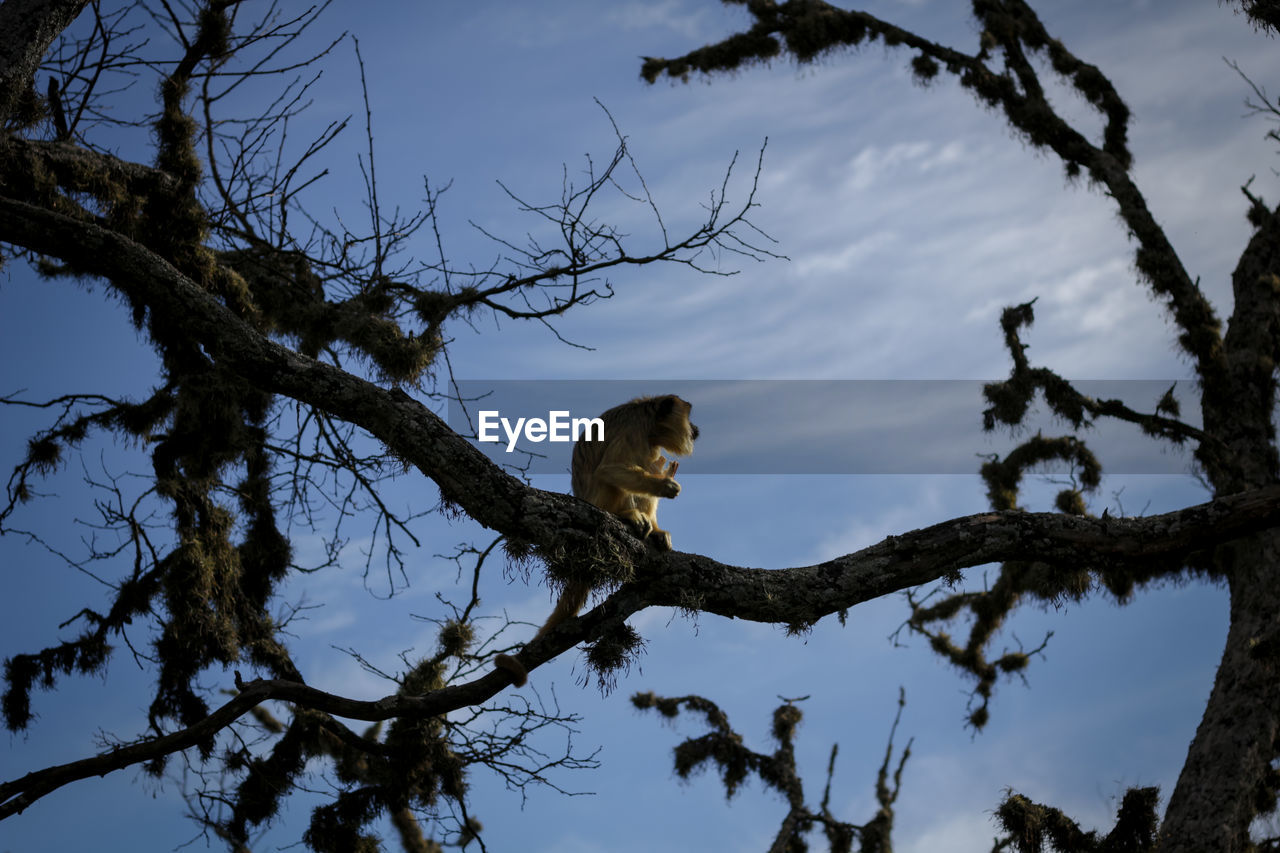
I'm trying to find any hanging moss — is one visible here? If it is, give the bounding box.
[910,54,940,83]
[584,622,645,690]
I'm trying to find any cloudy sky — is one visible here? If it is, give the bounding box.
[2,1,1277,850]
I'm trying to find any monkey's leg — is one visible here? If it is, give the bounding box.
[617,507,653,539]
[646,527,673,550]
[627,494,672,550]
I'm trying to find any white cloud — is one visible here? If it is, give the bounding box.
[609,0,712,40]
[794,228,898,277]
[811,481,947,562]
[902,812,1005,853]
[845,141,935,192]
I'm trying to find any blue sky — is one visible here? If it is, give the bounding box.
[1,1,1277,850]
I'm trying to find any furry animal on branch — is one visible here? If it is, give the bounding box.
[494,395,698,686]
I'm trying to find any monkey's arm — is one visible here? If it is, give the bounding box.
[593,463,680,498]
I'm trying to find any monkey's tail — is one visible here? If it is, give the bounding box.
[493,654,528,687]
[492,581,592,688]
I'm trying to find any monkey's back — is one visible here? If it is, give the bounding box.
[570,397,664,501]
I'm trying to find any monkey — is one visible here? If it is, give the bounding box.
[572,394,698,550]
[494,395,698,686]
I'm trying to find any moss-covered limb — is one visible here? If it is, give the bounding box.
[205,615,508,851]
[642,0,1223,386]
[1159,527,1280,852]
[931,294,1213,731]
[905,429,1178,731]
[631,692,808,826]
[984,302,1211,451]
[641,0,973,85]
[0,194,650,570]
[218,703,457,852]
[5,5,367,740]
[521,483,1280,694]
[142,1,254,320]
[969,1,1223,389]
[0,665,504,821]
[0,392,176,735]
[218,244,442,385]
[640,485,1280,626]
[2,3,313,742]
[994,786,1158,853]
[0,387,174,525]
[901,509,1192,730]
[865,689,911,853]
[3,618,557,833]
[634,690,906,853]
[1223,0,1280,34]
[0,137,180,210]
[1200,191,1280,493]
[904,565,1054,731]
[967,0,1130,166]
[1,562,167,732]
[979,434,1102,515]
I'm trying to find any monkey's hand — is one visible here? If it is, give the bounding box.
[655,476,680,499]
[645,456,681,498]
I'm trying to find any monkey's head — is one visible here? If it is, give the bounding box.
[650,395,698,457]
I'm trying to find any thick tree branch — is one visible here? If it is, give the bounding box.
[632,484,1280,622]
[1204,193,1280,490]
[0,195,636,555]
[1160,528,1280,850]
[0,0,90,126]
[0,136,181,198]
[4,481,1279,820]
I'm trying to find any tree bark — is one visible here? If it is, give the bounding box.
[1161,157,1280,852]
[0,0,89,124]
[1160,530,1280,851]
